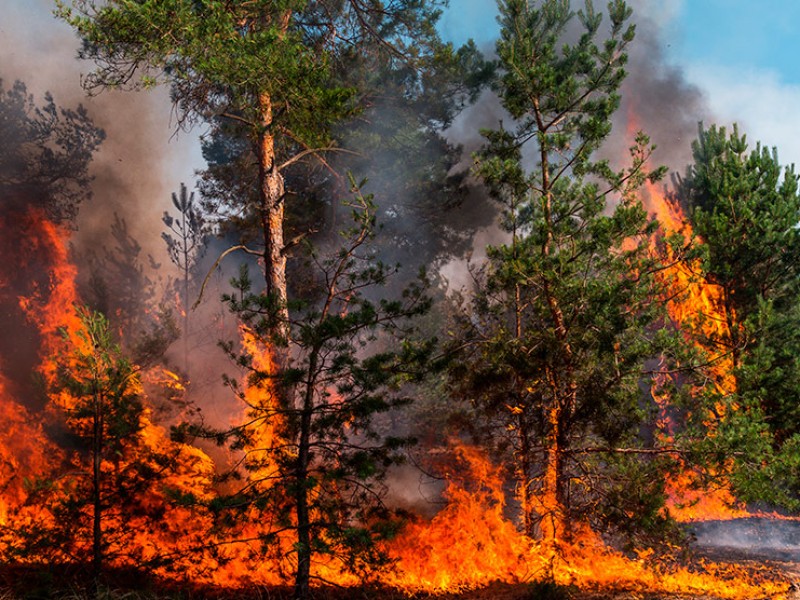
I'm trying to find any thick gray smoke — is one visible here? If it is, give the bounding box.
[693,518,800,561]
[1,1,200,267]
[614,1,712,178]
[439,0,714,292]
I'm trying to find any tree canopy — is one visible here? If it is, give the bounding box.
[679,124,800,509]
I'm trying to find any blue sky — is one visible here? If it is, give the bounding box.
[666,1,800,169]
[673,1,800,85]
[441,0,800,83]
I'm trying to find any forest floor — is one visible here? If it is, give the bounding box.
[0,576,794,600]
[0,546,797,600]
[0,581,793,600]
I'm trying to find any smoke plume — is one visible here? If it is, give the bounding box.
[1,1,201,270]
[0,1,210,405]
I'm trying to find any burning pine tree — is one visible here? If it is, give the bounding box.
[452,0,685,574]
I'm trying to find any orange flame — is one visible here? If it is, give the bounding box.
[0,207,220,576]
[386,444,534,591]
[384,442,791,598]
[637,182,746,522]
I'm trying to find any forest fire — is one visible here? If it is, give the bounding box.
[0,206,220,580]
[2,201,793,599]
[637,181,748,524]
[4,1,800,598]
[384,443,792,598]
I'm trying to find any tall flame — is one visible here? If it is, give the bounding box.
[0,206,221,576]
[637,181,747,522]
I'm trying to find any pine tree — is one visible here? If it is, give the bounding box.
[679,124,800,508]
[7,308,209,585]
[55,0,463,349]
[454,0,680,572]
[13,309,156,583]
[206,182,433,600]
[162,182,208,374]
[0,79,104,223]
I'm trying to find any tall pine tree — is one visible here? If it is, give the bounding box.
[204,183,433,599]
[679,124,800,508]
[56,0,469,349]
[453,0,682,573]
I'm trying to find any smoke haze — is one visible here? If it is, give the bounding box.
[1,0,202,265]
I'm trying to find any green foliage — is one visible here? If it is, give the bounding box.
[55,0,462,178]
[679,123,800,509]
[454,0,683,542]
[191,6,492,290]
[56,0,347,137]
[56,310,144,445]
[201,182,434,592]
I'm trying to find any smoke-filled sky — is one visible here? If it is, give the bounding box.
[1,0,202,265]
[3,0,800,237]
[440,0,800,171]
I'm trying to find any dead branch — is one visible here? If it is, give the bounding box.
[192,244,263,310]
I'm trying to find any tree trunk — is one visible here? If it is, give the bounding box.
[294,455,311,600]
[182,247,190,376]
[516,414,535,537]
[538,284,574,578]
[257,91,289,346]
[293,352,317,600]
[92,391,103,584]
[536,116,573,576]
[539,384,567,578]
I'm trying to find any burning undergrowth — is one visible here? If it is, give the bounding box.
[0,197,794,600]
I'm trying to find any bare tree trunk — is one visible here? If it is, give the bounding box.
[182,222,190,376]
[257,92,289,347]
[92,391,103,584]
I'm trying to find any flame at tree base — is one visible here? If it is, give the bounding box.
[382,444,794,600]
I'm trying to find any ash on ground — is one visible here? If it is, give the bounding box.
[691,517,800,562]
